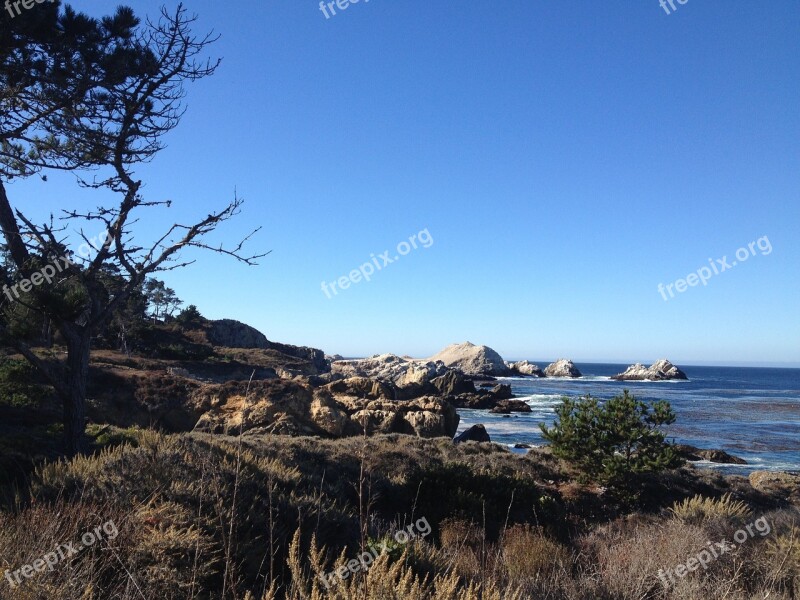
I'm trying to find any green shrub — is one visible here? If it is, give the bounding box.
[540,390,681,489]
[0,358,48,408]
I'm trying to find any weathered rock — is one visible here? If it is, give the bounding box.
[446,392,497,410]
[348,397,459,438]
[674,444,747,464]
[454,424,491,444]
[507,360,545,377]
[514,443,533,449]
[611,359,687,381]
[324,377,394,400]
[404,410,451,438]
[490,399,532,414]
[192,380,319,436]
[491,384,513,400]
[544,359,582,378]
[310,390,350,437]
[351,409,403,435]
[429,342,510,376]
[700,449,747,465]
[431,370,477,396]
[749,471,800,504]
[331,354,448,398]
[194,379,458,439]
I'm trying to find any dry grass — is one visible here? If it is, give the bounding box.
[0,430,797,599]
[670,493,752,524]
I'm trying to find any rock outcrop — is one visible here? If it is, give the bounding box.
[431,370,477,396]
[674,444,747,464]
[429,342,510,376]
[507,361,545,377]
[490,400,532,414]
[337,397,460,438]
[208,319,269,349]
[454,424,491,444]
[611,359,687,381]
[323,377,394,400]
[331,354,449,398]
[193,379,459,439]
[207,319,329,374]
[544,359,582,378]
[490,384,513,400]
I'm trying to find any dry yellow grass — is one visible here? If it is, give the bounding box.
[0,430,797,599]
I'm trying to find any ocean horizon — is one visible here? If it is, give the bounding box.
[456,363,800,474]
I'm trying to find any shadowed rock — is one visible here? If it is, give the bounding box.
[674,444,747,464]
[454,424,491,444]
[490,399,532,414]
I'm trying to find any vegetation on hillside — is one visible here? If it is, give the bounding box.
[0,431,796,599]
[540,391,681,492]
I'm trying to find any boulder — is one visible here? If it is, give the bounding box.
[429,342,510,376]
[491,383,513,400]
[454,424,491,444]
[351,409,403,436]
[192,379,320,436]
[507,361,545,377]
[446,392,498,410]
[611,359,687,381]
[674,444,747,464]
[310,391,351,437]
[544,359,582,378]
[490,400,532,414]
[405,397,460,438]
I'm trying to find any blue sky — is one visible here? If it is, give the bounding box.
[7,0,800,365]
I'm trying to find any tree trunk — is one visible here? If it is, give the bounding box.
[42,315,53,348]
[63,329,91,455]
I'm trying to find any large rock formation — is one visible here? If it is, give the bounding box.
[334,396,460,438]
[506,360,545,377]
[331,354,450,399]
[611,359,687,381]
[544,359,582,378]
[192,379,459,439]
[429,342,510,376]
[208,319,269,349]
[207,319,329,374]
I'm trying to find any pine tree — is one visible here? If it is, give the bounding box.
[540,390,681,489]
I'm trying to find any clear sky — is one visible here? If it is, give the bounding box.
[7,0,800,366]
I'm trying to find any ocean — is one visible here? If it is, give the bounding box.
[455,364,800,474]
